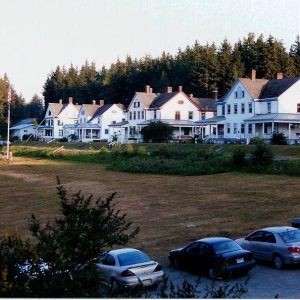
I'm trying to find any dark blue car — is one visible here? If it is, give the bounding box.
[169,237,256,279]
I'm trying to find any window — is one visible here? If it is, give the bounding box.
[222,105,225,116]
[241,123,245,134]
[234,104,238,114]
[241,103,245,114]
[263,232,276,243]
[134,102,140,108]
[24,129,27,133]
[74,120,78,124]
[59,129,63,137]
[188,111,193,120]
[248,103,253,114]
[129,112,132,120]
[129,126,136,135]
[234,123,238,134]
[50,119,53,126]
[105,129,109,134]
[81,110,85,115]
[97,118,101,124]
[102,254,115,266]
[154,110,157,119]
[48,110,51,116]
[57,120,63,126]
[133,111,136,120]
[137,111,140,119]
[235,87,245,98]
[227,104,231,114]
[267,102,271,113]
[227,123,231,134]
[297,104,300,113]
[175,111,180,120]
[141,111,144,119]
[201,112,206,119]
[248,123,252,134]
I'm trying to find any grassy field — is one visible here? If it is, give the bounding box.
[1,157,300,266]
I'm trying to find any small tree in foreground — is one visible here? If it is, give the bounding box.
[141,121,174,142]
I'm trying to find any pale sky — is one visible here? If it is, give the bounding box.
[0,0,299,101]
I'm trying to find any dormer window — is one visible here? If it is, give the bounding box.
[134,102,140,108]
[235,87,245,99]
[81,110,85,115]
[48,111,51,116]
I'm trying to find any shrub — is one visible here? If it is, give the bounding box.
[231,146,247,168]
[251,143,274,167]
[271,132,287,145]
[58,137,68,142]
[250,136,264,145]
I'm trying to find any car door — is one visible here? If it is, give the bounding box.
[184,242,202,270]
[244,230,265,259]
[257,231,276,261]
[97,254,116,280]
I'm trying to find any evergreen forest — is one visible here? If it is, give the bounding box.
[1,33,300,138]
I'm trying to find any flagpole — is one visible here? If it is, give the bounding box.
[6,86,11,163]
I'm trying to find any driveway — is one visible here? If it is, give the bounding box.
[164,263,300,298]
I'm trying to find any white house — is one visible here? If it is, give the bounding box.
[76,101,126,142]
[10,118,38,141]
[195,70,300,143]
[112,85,216,142]
[38,97,80,141]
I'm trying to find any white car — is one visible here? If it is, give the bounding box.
[95,248,164,289]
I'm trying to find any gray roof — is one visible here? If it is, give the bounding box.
[12,118,37,126]
[89,104,113,122]
[244,113,300,123]
[190,97,217,111]
[138,119,196,126]
[10,124,37,130]
[76,124,101,129]
[150,92,178,108]
[259,78,300,98]
[194,116,226,125]
[109,120,129,126]
[135,92,158,108]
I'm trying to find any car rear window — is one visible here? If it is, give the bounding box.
[213,241,242,254]
[279,229,300,243]
[117,251,151,266]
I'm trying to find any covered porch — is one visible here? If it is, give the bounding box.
[194,116,226,140]
[244,113,300,144]
[76,124,101,142]
[36,126,54,141]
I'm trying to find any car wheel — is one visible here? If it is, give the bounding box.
[208,267,217,280]
[273,255,284,269]
[110,278,120,290]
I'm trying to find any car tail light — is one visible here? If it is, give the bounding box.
[121,269,135,277]
[154,264,162,272]
[288,246,300,253]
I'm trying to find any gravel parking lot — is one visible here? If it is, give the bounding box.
[164,262,300,298]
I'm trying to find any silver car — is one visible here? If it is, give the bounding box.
[95,248,164,289]
[236,226,300,269]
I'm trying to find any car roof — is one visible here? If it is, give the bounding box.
[196,237,233,244]
[107,248,141,255]
[258,226,297,233]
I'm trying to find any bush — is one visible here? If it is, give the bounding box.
[231,146,247,168]
[58,137,68,142]
[251,143,274,167]
[271,132,287,145]
[250,136,264,145]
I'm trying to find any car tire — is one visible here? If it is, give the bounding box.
[110,278,120,290]
[273,255,284,270]
[208,267,217,280]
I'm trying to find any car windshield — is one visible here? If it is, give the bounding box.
[213,241,242,254]
[117,251,151,266]
[279,229,300,243]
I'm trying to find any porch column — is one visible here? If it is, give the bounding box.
[179,126,181,139]
[262,123,265,137]
[288,123,291,139]
[253,123,256,136]
[271,122,274,134]
[216,125,218,138]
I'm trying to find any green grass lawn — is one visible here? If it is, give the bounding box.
[1,157,300,265]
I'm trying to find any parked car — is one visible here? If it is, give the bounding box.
[169,237,256,279]
[236,226,300,269]
[94,248,164,289]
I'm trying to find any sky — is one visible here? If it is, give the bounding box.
[0,0,299,101]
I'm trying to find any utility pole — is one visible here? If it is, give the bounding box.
[6,86,11,163]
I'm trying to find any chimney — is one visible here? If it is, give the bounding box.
[276,72,283,80]
[212,89,218,100]
[165,86,173,93]
[145,85,150,94]
[189,94,193,98]
[250,69,256,82]
[68,97,73,104]
[92,100,96,105]
[178,86,183,92]
[149,87,153,93]
[58,99,62,104]
[99,100,104,107]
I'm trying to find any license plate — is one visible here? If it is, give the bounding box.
[143,279,152,286]
[236,258,244,263]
